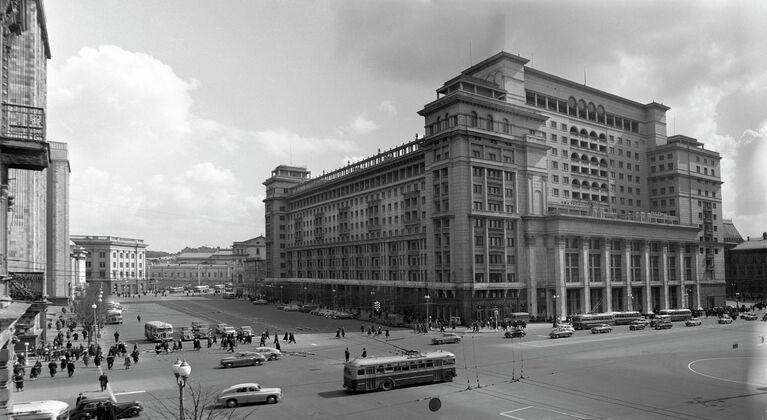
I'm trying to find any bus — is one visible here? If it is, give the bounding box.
[658,308,693,322]
[167,286,184,294]
[571,313,616,330]
[343,350,456,392]
[214,284,226,293]
[105,309,123,325]
[144,321,174,342]
[9,400,70,419]
[612,311,643,325]
[193,285,210,293]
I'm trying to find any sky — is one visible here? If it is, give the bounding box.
[43,0,767,252]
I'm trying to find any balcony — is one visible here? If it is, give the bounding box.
[0,104,48,170]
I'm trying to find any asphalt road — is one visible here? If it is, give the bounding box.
[15,294,767,420]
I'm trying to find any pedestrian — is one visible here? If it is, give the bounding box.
[105,400,117,420]
[30,360,41,380]
[207,337,212,348]
[13,372,24,391]
[274,334,279,345]
[362,348,367,358]
[132,349,139,364]
[260,335,266,347]
[106,354,114,370]
[48,360,57,377]
[283,332,289,341]
[341,327,345,338]
[154,343,162,355]
[94,354,102,368]
[137,314,141,323]
[67,360,75,377]
[124,355,131,369]
[345,347,350,362]
[336,329,341,338]
[385,329,390,338]
[73,332,79,341]
[60,357,67,371]
[114,331,119,343]
[289,332,296,344]
[99,373,109,391]
[76,392,85,406]
[275,340,281,351]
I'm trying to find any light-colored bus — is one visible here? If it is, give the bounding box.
[343,350,456,392]
[167,286,184,294]
[612,311,642,325]
[658,308,693,322]
[193,285,210,293]
[571,313,616,330]
[144,321,174,342]
[9,400,70,419]
[105,309,123,325]
[214,284,226,293]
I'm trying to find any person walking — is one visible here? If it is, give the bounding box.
[362,348,367,358]
[66,360,76,377]
[30,360,41,380]
[137,314,141,323]
[131,349,139,364]
[124,355,131,369]
[106,354,114,370]
[48,360,57,377]
[345,347,350,362]
[99,373,109,391]
[288,332,296,344]
[114,331,120,343]
[13,371,24,391]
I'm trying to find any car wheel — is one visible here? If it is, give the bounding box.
[225,399,238,408]
[225,362,233,368]
[126,408,141,417]
[266,395,278,404]
[380,378,394,391]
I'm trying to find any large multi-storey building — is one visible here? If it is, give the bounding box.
[70,235,148,296]
[725,232,766,301]
[264,52,725,323]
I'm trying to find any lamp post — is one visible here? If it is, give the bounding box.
[425,294,430,330]
[552,294,559,327]
[91,304,97,343]
[279,285,283,303]
[24,342,29,366]
[331,289,336,309]
[627,293,633,312]
[303,286,308,304]
[172,359,191,420]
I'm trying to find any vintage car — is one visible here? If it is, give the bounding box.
[431,332,462,345]
[629,320,647,331]
[238,326,254,337]
[70,393,143,420]
[591,324,613,334]
[220,351,267,368]
[743,313,758,321]
[253,346,282,361]
[191,321,206,331]
[685,318,702,327]
[654,319,673,330]
[549,326,574,339]
[718,314,734,324]
[179,326,195,341]
[504,326,526,338]
[195,326,211,339]
[217,383,283,407]
[251,299,269,305]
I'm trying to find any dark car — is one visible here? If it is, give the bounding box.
[590,324,613,334]
[220,351,267,368]
[629,320,647,331]
[504,326,526,338]
[70,394,143,420]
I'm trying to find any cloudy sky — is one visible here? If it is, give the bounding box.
[44,1,767,252]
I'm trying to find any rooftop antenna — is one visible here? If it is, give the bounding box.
[583,67,587,85]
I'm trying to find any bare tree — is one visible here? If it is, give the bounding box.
[148,380,257,420]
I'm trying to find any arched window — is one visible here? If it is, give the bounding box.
[582,180,590,188]
[580,128,588,137]
[570,126,579,135]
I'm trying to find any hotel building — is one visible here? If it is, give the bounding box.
[264,52,725,323]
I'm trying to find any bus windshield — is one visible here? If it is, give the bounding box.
[10,400,69,420]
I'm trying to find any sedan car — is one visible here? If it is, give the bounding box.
[215,323,230,335]
[253,346,282,361]
[591,324,613,334]
[431,332,462,345]
[549,327,574,339]
[70,394,143,420]
[685,318,702,327]
[504,326,526,338]
[217,383,283,408]
[718,315,734,324]
[743,313,758,321]
[629,320,647,331]
[220,351,267,368]
[238,326,254,337]
[251,299,269,305]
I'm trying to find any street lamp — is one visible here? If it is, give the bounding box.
[425,294,430,329]
[91,304,97,343]
[331,289,336,309]
[303,286,308,304]
[627,293,633,312]
[172,359,191,420]
[24,342,29,366]
[552,294,559,327]
[279,285,283,303]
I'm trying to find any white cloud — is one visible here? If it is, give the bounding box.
[338,115,380,135]
[378,100,397,115]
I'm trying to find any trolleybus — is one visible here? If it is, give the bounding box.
[571,313,616,330]
[658,308,693,322]
[343,350,456,392]
[612,311,643,325]
[144,321,174,342]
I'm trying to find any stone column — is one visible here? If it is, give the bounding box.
[581,238,590,313]
[526,234,538,317]
[641,240,652,313]
[660,242,669,309]
[554,236,567,319]
[602,239,612,312]
[693,245,702,309]
[622,240,631,311]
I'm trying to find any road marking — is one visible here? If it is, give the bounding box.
[688,357,767,387]
[547,408,591,419]
[114,390,146,396]
[500,406,533,419]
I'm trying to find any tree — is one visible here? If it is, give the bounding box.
[151,380,257,420]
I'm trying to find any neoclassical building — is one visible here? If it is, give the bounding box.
[263,52,724,323]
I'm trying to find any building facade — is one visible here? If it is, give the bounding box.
[264,52,726,323]
[70,235,148,296]
[725,233,767,301]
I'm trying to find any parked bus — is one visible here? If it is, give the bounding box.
[167,286,184,294]
[658,308,693,322]
[193,285,210,293]
[214,284,226,293]
[9,400,70,419]
[144,321,174,342]
[571,313,616,330]
[343,350,456,392]
[612,311,642,325]
[105,309,123,325]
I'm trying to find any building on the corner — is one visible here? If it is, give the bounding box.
[70,241,88,297]
[263,51,727,324]
[725,232,767,301]
[69,235,148,296]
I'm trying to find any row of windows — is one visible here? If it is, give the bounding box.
[527,91,641,133]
